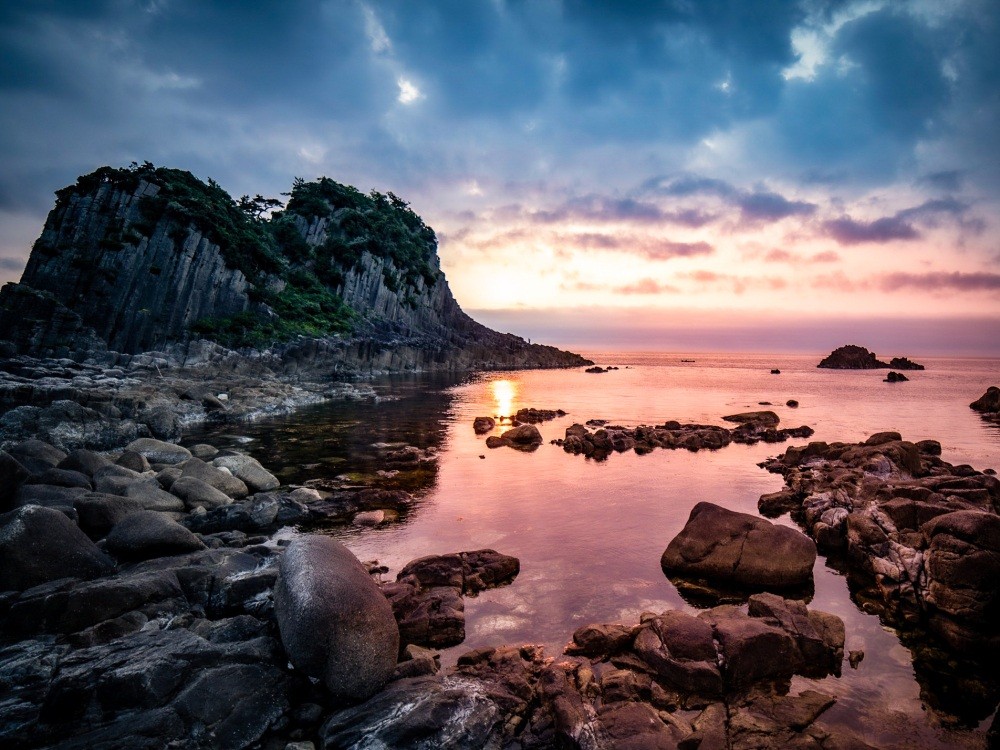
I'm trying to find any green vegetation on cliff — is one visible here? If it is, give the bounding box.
[56,163,444,348]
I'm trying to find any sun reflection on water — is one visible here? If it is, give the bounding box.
[491,378,517,420]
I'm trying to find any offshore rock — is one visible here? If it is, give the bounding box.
[274,536,399,700]
[817,345,889,369]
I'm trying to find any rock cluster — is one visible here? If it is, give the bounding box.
[817,345,924,370]
[556,417,814,460]
[486,424,544,451]
[321,595,858,750]
[759,431,999,658]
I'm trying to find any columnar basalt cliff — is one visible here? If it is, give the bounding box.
[0,164,589,372]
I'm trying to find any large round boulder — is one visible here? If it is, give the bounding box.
[274,536,399,700]
[0,505,115,590]
[662,502,816,591]
[212,453,280,493]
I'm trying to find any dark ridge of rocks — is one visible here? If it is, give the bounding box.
[511,407,566,424]
[585,365,608,373]
[758,431,1000,723]
[555,418,815,461]
[817,345,926,371]
[818,345,889,369]
[884,371,909,383]
[889,357,925,371]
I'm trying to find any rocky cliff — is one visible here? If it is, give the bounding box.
[0,164,588,371]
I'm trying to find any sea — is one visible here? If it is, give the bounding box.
[189,352,1000,749]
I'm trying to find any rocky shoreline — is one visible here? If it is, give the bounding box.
[2,388,999,749]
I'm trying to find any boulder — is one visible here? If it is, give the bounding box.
[105,511,206,561]
[57,449,112,477]
[473,416,495,434]
[884,371,909,383]
[661,502,816,591]
[211,454,280,493]
[74,493,145,538]
[14,484,87,513]
[970,386,1000,414]
[485,424,543,451]
[126,480,186,513]
[274,536,399,700]
[180,458,249,499]
[703,607,798,690]
[632,611,723,696]
[116,450,151,473]
[0,505,114,591]
[0,450,29,510]
[7,439,67,475]
[189,443,220,460]
[169,476,233,510]
[124,438,191,466]
[25,467,92,490]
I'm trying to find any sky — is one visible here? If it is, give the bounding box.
[1,0,998,354]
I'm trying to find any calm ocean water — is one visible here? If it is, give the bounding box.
[191,352,1000,749]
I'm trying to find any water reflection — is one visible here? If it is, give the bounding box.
[491,378,517,421]
[183,355,1000,748]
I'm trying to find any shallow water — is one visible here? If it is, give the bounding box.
[190,352,1000,748]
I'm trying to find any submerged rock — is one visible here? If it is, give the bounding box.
[472,416,495,434]
[661,502,816,594]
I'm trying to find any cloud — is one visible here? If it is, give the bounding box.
[822,216,920,245]
[737,190,816,223]
[0,257,24,271]
[879,272,1000,293]
[763,249,839,264]
[917,170,965,193]
[614,278,679,295]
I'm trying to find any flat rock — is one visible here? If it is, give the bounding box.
[661,502,816,592]
[0,505,114,591]
[722,411,780,427]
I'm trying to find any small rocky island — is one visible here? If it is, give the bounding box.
[817,345,924,370]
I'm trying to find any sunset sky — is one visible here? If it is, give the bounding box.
[1,1,998,353]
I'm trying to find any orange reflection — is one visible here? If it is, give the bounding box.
[492,379,517,419]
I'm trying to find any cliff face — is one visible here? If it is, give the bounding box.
[0,165,589,370]
[7,178,250,354]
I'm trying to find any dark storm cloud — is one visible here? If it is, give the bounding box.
[642,175,814,225]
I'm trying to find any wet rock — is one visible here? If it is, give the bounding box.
[632,611,723,696]
[786,399,798,407]
[473,416,495,434]
[0,450,29,509]
[702,607,798,690]
[661,502,816,593]
[486,423,543,451]
[14,483,87,513]
[0,505,115,591]
[124,438,191,466]
[514,407,566,423]
[884,371,909,383]
[320,675,502,750]
[182,492,310,534]
[747,593,844,677]
[212,453,280,493]
[105,510,206,561]
[353,509,386,526]
[848,650,864,669]
[566,622,638,658]
[384,581,465,648]
[274,536,399,700]
[722,411,780,427]
[398,549,520,594]
[25,467,92,490]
